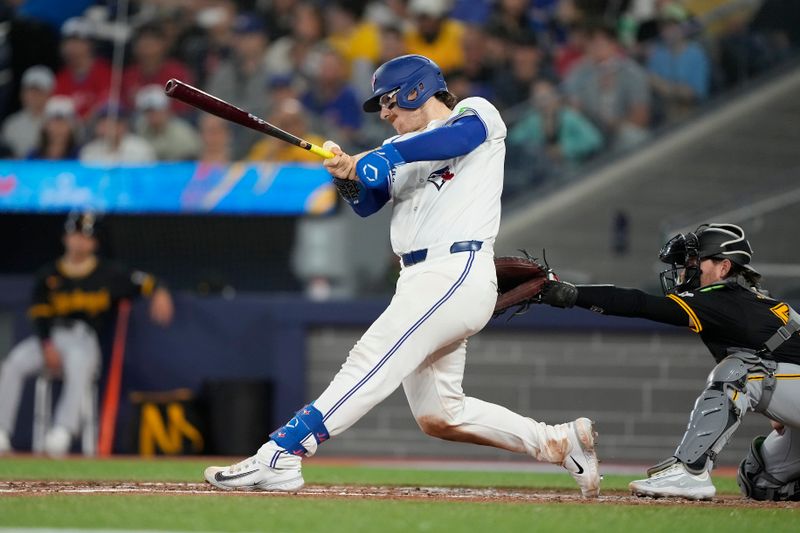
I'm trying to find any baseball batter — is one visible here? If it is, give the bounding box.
[205,55,600,497]
[539,223,800,501]
[0,212,173,456]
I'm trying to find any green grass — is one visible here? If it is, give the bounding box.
[0,457,795,533]
[1,495,796,533]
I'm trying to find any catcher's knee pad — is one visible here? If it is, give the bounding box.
[674,355,750,465]
[738,436,800,501]
[270,404,329,456]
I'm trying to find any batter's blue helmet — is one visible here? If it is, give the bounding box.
[363,55,448,113]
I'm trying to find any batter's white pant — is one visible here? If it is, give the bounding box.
[0,322,100,437]
[303,250,573,462]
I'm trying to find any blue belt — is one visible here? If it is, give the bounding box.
[401,240,483,267]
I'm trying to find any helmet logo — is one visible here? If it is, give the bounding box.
[371,73,377,91]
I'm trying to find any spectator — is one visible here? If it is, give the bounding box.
[554,23,588,79]
[247,99,325,163]
[27,96,81,160]
[177,1,236,86]
[486,0,536,43]
[53,17,111,120]
[300,47,362,146]
[198,114,232,164]
[457,25,497,100]
[404,0,465,73]
[563,22,651,150]
[260,0,295,41]
[1,66,54,158]
[79,103,155,164]
[646,3,710,124]
[492,34,551,110]
[508,79,603,171]
[134,85,201,161]
[264,0,325,82]
[450,0,492,26]
[0,211,173,456]
[326,1,381,67]
[205,13,271,159]
[267,74,303,108]
[483,22,514,73]
[378,24,407,64]
[121,22,195,116]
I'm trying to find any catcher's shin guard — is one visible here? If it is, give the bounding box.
[738,436,800,501]
[673,354,752,466]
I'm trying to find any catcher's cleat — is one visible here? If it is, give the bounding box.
[563,418,601,498]
[629,462,716,501]
[204,452,304,492]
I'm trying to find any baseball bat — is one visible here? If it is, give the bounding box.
[164,78,334,159]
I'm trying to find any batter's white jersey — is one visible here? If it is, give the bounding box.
[385,97,506,256]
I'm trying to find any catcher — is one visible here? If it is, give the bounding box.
[498,223,800,501]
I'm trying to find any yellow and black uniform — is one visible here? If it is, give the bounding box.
[28,257,160,341]
[574,281,800,364]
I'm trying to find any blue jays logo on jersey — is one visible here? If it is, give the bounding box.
[426,166,454,190]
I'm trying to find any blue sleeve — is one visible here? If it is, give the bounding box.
[392,114,487,162]
[350,185,390,217]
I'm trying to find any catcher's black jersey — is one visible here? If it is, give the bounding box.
[28,257,158,340]
[669,283,800,364]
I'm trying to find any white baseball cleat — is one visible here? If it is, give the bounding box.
[563,417,600,498]
[204,453,304,492]
[629,462,716,501]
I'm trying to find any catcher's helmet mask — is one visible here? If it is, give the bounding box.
[363,54,448,113]
[658,223,754,294]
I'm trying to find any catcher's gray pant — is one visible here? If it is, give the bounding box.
[749,363,800,484]
[0,322,100,437]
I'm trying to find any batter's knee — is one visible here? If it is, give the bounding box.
[415,415,460,439]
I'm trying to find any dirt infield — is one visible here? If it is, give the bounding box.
[2,480,798,508]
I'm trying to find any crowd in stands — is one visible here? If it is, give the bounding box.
[0,0,797,195]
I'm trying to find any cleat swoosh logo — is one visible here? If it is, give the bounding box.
[570,457,585,475]
[215,469,259,482]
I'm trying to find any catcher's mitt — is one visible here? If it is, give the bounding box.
[493,250,557,318]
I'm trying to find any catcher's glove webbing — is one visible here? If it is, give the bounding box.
[493,250,557,318]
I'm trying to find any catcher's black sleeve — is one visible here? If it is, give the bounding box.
[575,285,689,327]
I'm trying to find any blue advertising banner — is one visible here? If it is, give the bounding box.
[0,160,337,215]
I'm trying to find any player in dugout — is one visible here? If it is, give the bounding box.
[0,211,174,456]
[204,54,600,498]
[538,223,800,501]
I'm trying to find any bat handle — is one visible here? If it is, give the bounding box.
[308,144,335,159]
